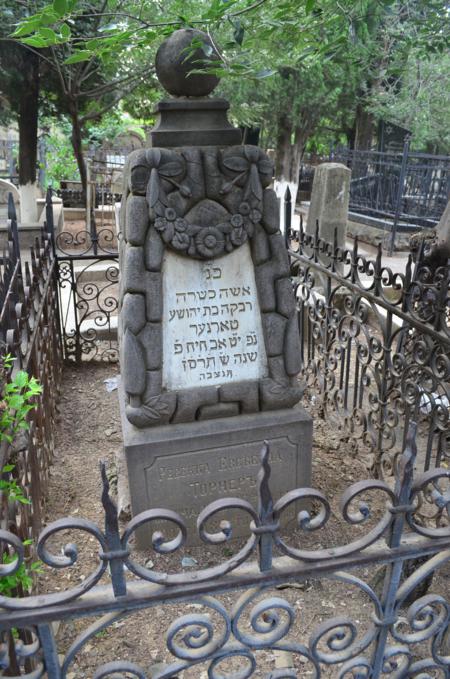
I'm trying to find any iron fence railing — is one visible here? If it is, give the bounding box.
[45,189,119,363]
[0,195,63,543]
[0,186,449,677]
[1,426,450,676]
[331,144,450,232]
[289,218,450,486]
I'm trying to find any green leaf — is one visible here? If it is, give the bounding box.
[60,23,71,40]
[64,50,92,64]
[305,0,315,13]
[53,0,68,17]
[21,36,48,48]
[41,10,60,25]
[11,19,41,38]
[8,395,24,410]
[14,372,28,389]
[2,464,14,472]
[40,27,57,41]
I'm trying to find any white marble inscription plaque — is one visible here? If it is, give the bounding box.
[162,242,268,389]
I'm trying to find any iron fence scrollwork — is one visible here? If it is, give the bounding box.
[1,426,450,676]
[45,189,119,364]
[289,218,450,490]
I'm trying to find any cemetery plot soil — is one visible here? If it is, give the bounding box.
[38,364,450,677]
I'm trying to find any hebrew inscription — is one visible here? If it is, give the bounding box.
[120,144,304,427]
[163,244,268,389]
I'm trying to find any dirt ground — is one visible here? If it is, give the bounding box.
[36,364,449,678]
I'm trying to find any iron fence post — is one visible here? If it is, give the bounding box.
[45,187,56,256]
[38,137,47,191]
[389,137,410,256]
[7,193,20,263]
[370,422,417,677]
[257,443,274,571]
[38,624,61,679]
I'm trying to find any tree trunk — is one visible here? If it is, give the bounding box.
[69,105,87,205]
[18,49,39,223]
[274,116,305,236]
[354,103,375,151]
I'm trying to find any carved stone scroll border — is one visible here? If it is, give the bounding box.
[119,145,303,428]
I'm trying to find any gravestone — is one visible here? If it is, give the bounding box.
[119,28,312,545]
[306,162,351,273]
[0,179,20,220]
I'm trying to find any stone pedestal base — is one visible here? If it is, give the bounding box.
[120,397,312,547]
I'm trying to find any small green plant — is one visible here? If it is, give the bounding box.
[0,540,43,598]
[0,353,43,597]
[95,629,109,639]
[0,354,42,444]
[0,464,30,505]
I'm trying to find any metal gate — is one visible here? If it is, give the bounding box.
[46,189,120,363]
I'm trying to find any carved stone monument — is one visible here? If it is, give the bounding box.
[119,28,312,545]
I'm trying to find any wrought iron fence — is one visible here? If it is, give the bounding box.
[0,195,63,543]
[331,144,450,230]
[0,186,449,677]
[289,219,450,488]
[1,426,450,677]
[46,189,120,364]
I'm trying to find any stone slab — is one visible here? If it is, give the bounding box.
[162,243,268,390]
[120,395,312,547]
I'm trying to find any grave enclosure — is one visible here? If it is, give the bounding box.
[118,28,312,542]
[2,24,450,679]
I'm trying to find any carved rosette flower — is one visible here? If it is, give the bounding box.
[172,218,190,251]
[230,213,248,246]
[195,227,225,258]
[154,207,177,243]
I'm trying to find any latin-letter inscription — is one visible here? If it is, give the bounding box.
[162,242,268,389]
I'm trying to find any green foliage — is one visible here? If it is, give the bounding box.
[0,353,43,598]
[0,549,42,598]
[86,111,146,149]
[0,465,30,505]
[368,51,450,154]
[41,120,81,188]
[0,354,42,445]
[4,0,450,180]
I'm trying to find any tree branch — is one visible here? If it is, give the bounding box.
[80,67,152,98]
[79,82,144,123]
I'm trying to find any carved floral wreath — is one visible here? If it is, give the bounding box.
[133,145,272,260]
[154,202,263,258]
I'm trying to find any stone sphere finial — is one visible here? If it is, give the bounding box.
[155,28,220,97]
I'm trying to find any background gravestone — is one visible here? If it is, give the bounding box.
[306,162,351,274]
[119,29,312,545]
